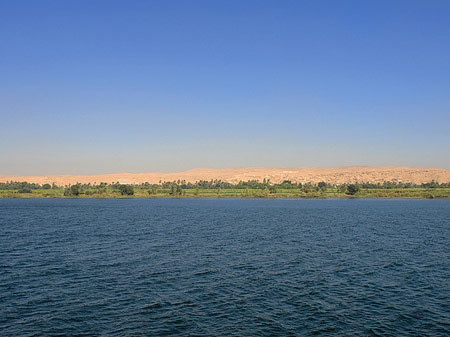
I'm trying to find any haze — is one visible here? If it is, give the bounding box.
[1,1,449,175]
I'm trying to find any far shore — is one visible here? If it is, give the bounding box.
[1,188,449,199]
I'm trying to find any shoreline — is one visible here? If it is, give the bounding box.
[1,195,448,200]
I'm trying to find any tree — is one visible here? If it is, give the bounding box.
[169,184,183,196]
[147,187,157,195]
[346,184,360,195]
[119,184,134,196]
[42,184,51,190]
[18,187,32,193]
[64,184,80,196]
[318,181,327,190]
[70,185,81,195]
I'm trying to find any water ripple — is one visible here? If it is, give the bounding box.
[1,198,449,336]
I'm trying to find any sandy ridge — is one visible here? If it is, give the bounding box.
[1,166,450,186]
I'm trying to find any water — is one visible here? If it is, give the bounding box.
[1,198,449,336]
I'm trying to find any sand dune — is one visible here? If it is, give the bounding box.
[1,166,450,186]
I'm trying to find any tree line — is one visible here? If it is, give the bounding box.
[1,179,450,191]
[2,179,450,197]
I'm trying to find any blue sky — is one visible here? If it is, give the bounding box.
[1,0,449,175]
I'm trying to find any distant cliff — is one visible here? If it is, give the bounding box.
[1,166,450,186]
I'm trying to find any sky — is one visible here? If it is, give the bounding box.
[1,0,449,175]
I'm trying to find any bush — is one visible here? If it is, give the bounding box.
[119,184,134,196]
[70,185,81,196]
[318,181,327,189]
[64,184,81,196]
[347,184,360,195]
[18,187,32,193]
[169,185,183,196]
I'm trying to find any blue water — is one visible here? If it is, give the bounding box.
[1,198,449,336]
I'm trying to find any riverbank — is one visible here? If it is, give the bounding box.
[1,188,449,199]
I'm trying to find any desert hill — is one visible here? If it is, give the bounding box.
[1,166,450,186]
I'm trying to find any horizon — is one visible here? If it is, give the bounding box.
[1,0,449,175]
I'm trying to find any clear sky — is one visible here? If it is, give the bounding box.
[1,0,449,175]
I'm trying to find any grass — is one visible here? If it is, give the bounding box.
[1,188,450,199]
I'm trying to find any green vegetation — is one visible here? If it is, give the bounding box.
[64,184,81,196]
[18,186,32,193]
[1,180,450,199]
[119,184,134,196]
[346,184,360,195]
